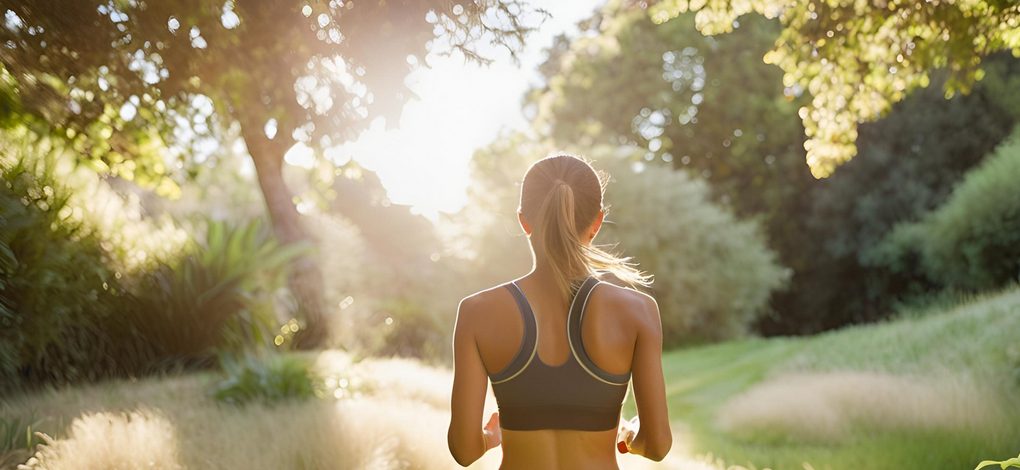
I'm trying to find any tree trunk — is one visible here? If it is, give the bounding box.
[240,121,328,349]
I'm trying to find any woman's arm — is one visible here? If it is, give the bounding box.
[625,294,672,461]
[447,296,500,466]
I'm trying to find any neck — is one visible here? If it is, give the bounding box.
[526,247,558,282]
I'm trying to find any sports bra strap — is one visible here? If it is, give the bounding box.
[568,276,632,385]
[489,281,538,383]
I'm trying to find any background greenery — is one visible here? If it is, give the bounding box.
[1,0,1018,468]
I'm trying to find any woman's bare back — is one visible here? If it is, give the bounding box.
[468,274,652,469]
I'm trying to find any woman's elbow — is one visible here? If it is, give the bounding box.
[447,429,479,467]
[645,430,673,461]
[450,450,475,468]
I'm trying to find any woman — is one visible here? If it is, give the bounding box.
[447,154,672,469]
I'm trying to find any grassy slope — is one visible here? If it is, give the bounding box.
[624,286,1020,470]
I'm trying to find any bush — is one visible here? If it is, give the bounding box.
[881,128,1020,291]
[0,135,124,386]
[596,154,791,345]
[919,129,1020,289]
[117,219,307,370]
[361,296,448,361]
[0,129,302,388]
[772,54,1020,334]
[213,352,323,405]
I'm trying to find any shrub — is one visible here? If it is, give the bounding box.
[117,219,308,371]
[880,128,1020,291]
[769,52,1020,334]
[213,352,323,405]
[0,135,124,386]
[361,296,448,361]
[0,128,304,387]
[595,154,791,345]
[918,129,1020,290]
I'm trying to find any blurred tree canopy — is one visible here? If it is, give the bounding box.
[526,5,815,245]
[639,0,1020,177]
[527,2,1020,334]
[770,55,1019,333]
[0,0,543,346]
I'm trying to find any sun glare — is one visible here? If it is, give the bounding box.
[325,52,520,222]
[285,3,593,222]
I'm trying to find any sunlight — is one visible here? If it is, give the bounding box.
[319,3,594,221]
[324,53,520,221]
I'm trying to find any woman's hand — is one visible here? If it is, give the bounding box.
[616,415,639,453]
[482,411,502,451]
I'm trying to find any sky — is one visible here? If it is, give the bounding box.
[285,1,602,221]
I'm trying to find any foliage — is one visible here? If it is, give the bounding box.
[0,133,124,386]
[0,126,302,388]
[595,154,790,344]
[439,130,536,290]
[303,212,365,322]
[642,0,1020,177]
[359,296,448,362]
[879,128,1020,291]
[0,0,545,347]
[0,414,41,457]
[528,5,814,223]
[0,0,542,182]
[212,352,323,405]
[525,2,1020,334]
[762,54,1019,334]
[526,6,819,336]
[976,453,1020,470]
[119,218,308,369]
[306,170,462,363]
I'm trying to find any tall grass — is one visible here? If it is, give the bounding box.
[715,371,1004,443]
[659,286,1020,470]
[2,352,503,470]
[2,350,735,470]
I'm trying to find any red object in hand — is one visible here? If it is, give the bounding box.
[616,415,638,454]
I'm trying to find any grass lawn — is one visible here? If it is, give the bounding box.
[632,286,1020,469]
[2,287,1019,469]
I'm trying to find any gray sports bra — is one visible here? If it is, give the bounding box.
[488,275,631,431]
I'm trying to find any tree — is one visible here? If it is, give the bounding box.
[764,52,1019,334]
[526,4,815,250]
[526,1,1020,333]
[639,0,1020,177]
[0,0,543,346]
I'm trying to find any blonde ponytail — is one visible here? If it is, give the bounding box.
[536,180,586,302]
[522,155,652,302]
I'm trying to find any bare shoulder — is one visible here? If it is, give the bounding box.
[592,274,659,325]
[456,283,511,331]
